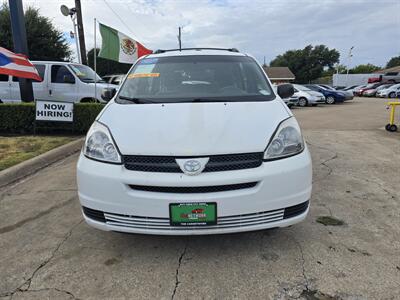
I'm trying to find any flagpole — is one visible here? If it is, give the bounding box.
[94,18,97,102]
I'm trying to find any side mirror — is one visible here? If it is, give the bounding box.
[277,83,294,99]
[101,88,117,101]
[63,74,75,84]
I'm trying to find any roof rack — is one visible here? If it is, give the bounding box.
[153,48,240,54]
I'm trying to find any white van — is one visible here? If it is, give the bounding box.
[77,48,312,235]
[0,61,118,103]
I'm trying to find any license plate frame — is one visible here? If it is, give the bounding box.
[169,202,217,226]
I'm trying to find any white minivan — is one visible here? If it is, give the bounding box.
[0,61,117,103]
[77,48,312,235]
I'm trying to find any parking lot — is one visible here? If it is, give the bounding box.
[1,97,399,299]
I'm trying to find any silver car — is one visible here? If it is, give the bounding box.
[376,83,400,98]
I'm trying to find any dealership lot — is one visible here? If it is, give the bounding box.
[0,98,399,299]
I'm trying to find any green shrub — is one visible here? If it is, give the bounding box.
[0,103,35,133]
[73,103,105,133]
[0,102,105,134]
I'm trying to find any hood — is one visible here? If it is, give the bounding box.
[93,82,119,89]
[99,100,290,156]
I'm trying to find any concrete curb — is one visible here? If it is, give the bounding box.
[0,137,84,189]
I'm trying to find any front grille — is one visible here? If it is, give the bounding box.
[82,201,309,230]
[82,206,105,222]
[123,152,263,173]
[129,182,258,194]
[283,201,309,219]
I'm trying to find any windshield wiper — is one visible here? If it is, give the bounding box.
[118,95,157,104]
[191,98,229,103]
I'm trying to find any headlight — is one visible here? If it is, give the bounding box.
[264,117,304,160]
[83,121,122,163]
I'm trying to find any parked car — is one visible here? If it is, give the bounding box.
[293,84,325,106]
[282,95,299,108]
[376,83,400,98]
[368,72,400,84]
[381,71,400,83]
[0,61,117,103]
[304,84,346,104]
[363,84,393,97]
[77,48,312,235]
[318,84,353,100]
[273,84,298,108]
[353,83,383,96]
[337,85,358,91]
[103,74,125,85]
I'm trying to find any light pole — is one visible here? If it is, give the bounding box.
[345,46,354,86]
[60,5,81,63]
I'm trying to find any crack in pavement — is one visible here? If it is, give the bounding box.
[0,196,76,235]
[3,188,77,197]
[0,219,83,298]
[171,241,188,300]
[10,287,79,300]
[307,141,338,183]
[293,237,311,293]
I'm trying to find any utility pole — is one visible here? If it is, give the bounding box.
[345,46,354,86]
[75,0,87,65]
[9,0,34,102]
[178,27,182,51]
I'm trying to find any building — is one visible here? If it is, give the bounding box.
[262,66,295,83]
[376,65,400,74]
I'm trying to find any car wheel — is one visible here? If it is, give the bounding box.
[389,92,396,98]
[298,97,308,107]
[326,96,335,104]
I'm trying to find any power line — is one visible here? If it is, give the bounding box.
[101,0,136,37]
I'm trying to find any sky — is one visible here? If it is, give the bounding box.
[21,0,400,68]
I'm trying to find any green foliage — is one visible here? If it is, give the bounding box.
[0,4,71,61]
[72,103,105,133]
[0,103,104,134]
[0,103,35,133]
[385,56,400,69]
[349,64,381,74]
[270,45,340,83]
[87,48,131,77]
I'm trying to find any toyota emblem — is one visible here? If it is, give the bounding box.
[184,160,201,173]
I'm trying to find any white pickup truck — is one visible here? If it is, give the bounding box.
[0,61,118,103]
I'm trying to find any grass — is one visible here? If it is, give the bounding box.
[0,135,78,171]
[316,216,346,226]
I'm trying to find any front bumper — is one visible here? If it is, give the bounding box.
[77,148,312,235]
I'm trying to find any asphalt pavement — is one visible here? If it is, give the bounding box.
[1,97,399,299]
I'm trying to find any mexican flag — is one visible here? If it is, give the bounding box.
[98,23,152,64]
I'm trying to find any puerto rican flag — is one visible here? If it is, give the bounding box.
[0,47,41,81]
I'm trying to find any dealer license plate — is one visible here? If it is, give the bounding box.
[169,202,217,226]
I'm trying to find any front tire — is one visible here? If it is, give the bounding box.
[389,92,396,98]
[298,97,308,107]
[326,96,335,104]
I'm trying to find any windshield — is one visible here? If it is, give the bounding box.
[377,84,391,90]
[116,55,274,103]
[295,85,312,92]
[69,64,103,83]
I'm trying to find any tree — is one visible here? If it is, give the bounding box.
[87,48,131,77]
[0,4,71,61]
[349,64,381,74]
[385,56,400,69]
[321,64,347,77]
[270,45,340,83]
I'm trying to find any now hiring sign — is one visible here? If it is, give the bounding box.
[35,100,73,122]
